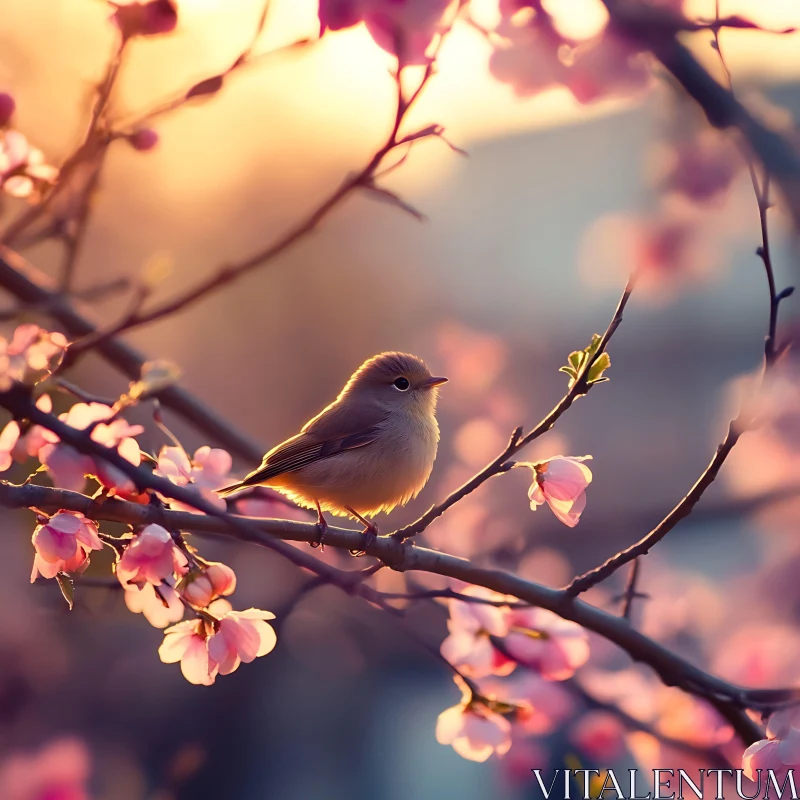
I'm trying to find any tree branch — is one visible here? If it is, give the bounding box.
[0,479,793,730]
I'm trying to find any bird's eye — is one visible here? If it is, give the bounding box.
[393,376,410,391]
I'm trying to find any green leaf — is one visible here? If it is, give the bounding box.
[587,351,611,384]
[560,333,611,388]
[56,572,74,611]
[559,365,578,379]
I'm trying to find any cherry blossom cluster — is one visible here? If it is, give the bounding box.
[0,322,277,685]
[437,585,590,761]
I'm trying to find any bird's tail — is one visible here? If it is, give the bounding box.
[218,481,249,498]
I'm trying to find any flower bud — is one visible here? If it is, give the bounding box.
[128,128,159,151]
[0,93,15,127]
[112,0,177,40]
[206,562,236,597]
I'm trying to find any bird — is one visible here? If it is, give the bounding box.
[218,352,447,553]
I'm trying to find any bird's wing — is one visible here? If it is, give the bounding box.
[229,402,389,490]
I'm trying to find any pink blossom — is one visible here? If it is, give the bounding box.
[158,619,217,685]
[39,402,143,494]
[30,511,103,582]
[206,604,277,676]
[319,0,451,65]
[489,11,567,98]
[0,419,20,472]
[503,606,589,680]
[128,128,159,151]
[566,32,650,104]
[440,586,515,678]
[743,706,800,784]
[180,562,237,608]
[1,394,54,469]
[0,131,59,200]
[527,456,592,527]
[488,6,649,104]
[125,582,184,628]
[570,710,626,760]
[660,131,739,204]
[578,210,719,302]
[159,601,277,684]
[111,0,178,39]
[116,524,187,588]
[0,736,91,800]
[0,93,15,127]
[0,325,67,389]
[481,672,574,734]
[155,445,232,512]
[436,702,512,763]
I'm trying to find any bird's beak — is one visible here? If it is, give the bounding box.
[424,376,448,389]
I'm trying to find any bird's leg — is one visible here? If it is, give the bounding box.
[345,506,378,557]
[310,499,328,550]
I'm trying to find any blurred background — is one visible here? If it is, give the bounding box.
[1,0,800,797]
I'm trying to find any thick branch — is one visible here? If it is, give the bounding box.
[0,479,792,728]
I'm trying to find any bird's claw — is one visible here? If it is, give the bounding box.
[349,523,378,557]
[310,503,328,550]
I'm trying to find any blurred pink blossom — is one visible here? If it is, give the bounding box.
[526,455,592,527]
[0,325,66,389]
[481,672,574,734]
[111,0,177,39]
[436,700,512,763]
[0,93,15,127]
[206,604,277,677]
[0,131,58,200]
[30,511,102,582]
[656,688,733,749]
[578,209,719,301]
[503,606,589,680]
[724,364,800,499]
[489,6,566,98]
[659,131,740,204]
[116,524,188,588]
[440,586,515,678]
[156,445,232,512]
[488,4,649,104]
[318,0,450,65]
[180,562,237,608]
[0,736,91,800]
[0,393,53,471]
[570,710,626,761]
[566,32,650,104]
[125,582,184,628]
[743,706,800,785]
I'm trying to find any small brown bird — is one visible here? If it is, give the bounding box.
[219,352,447,550]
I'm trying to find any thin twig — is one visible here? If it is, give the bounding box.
[64,9,465,360]
[393,276,634,542]
[563,14,794,598]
